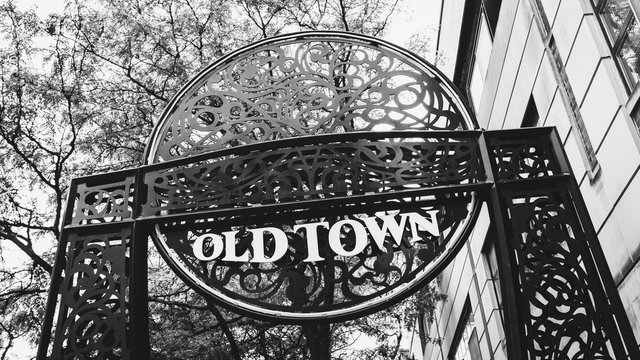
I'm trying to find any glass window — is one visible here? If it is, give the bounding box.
[597,0,640,89]
[469,11,494,115]
[483,237,503,325]
[601,0,632,41]
[618,18,640,86]
[449,301,482,360]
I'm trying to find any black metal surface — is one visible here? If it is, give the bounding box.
[36,30,640,359]
[483,128,640,359]
[142,134,482,215]
[145,32,476,163]
[38,127,640,359]
[52,227,133,360]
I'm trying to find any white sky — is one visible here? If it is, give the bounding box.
[14,0,65,16]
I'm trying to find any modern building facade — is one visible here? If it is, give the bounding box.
[423,0,640,358]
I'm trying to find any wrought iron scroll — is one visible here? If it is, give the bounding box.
[146,32,475,162]
[485,131,562,180]
[72,177,134,225]
[51,229,132,359]
[145,132,485,319]
[142,30,481,322]
[38,170,147,360]
[143,135,482,216]
[483,128,640,359]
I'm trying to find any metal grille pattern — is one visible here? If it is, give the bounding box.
[143,136,482,216]
[142,32,478,321]
[485,129,639,359]
[37,30,640,360]
[509,191,615,359]
[148,33,473,162]
[72,178,134,225]
[486,132,561,180]
[51,229,131,360]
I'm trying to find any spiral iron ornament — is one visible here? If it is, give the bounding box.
[144,32,480,321]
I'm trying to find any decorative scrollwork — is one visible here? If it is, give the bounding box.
[72,178,134,225]
[143,136,481,216]
[52,230,131,359]
[144,32,480,321]
[147,33,474,162]
[159,195,472,315]
[509,193,615,359]
[488,134,561,180]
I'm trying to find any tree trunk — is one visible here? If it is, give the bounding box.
[302,323,331,360]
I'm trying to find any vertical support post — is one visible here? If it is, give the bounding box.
[131,169,150,358]
[480,127,639,359]
[36,180,79,360]
[37,171,142,359]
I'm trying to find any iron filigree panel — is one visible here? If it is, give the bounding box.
[146,32,475,162]
[157,194,474,318]
[143,135,482,217]
[506,190,620,359]
[72,177,135,225]
[142,32,481,321]
[486,132,561,180]
[51,229,132,359]
[484,128,639,359]
[145,132,482,320]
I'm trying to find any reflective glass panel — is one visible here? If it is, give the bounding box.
[600,0,631,42]
[618,18,640,86]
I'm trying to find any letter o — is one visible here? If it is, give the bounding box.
[193,233,224,261]
[329,219,368,256]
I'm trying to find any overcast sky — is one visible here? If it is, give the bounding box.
[14,0,443,62]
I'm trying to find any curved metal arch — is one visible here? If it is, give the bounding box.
[144,31,478,164]
[144,31,482,322]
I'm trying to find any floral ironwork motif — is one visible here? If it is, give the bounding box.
[52,230,131,359]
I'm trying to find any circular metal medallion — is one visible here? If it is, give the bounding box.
[144,31,479,321]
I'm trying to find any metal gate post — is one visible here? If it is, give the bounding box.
[479,131,526,359]
[37,170,148,359]
[131,171,150,359]
[480,127,639,359]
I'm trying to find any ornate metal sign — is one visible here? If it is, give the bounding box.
[37,31,640,359]
[143,32,481,320]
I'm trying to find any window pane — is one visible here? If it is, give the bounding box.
[469,61,484,115]
[601,0,631,42]
[453,310,478,360]
[468,12,493,115]
[617,18,640,87]
[475,12,493,79]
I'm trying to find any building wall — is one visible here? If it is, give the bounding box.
[424,0,640,358]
